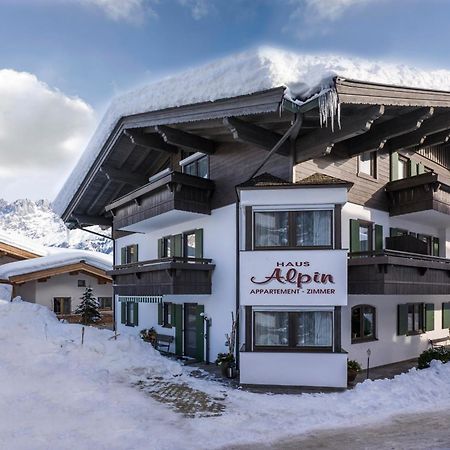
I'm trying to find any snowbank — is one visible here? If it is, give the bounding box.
[0,249,112,279]
[54,46,450,217]
[1,299,450,449]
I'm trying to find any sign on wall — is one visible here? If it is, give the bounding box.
[240,250,347,306]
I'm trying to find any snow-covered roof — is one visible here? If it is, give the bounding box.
[54,46,450,217]
[0,249,112,280]
[0,231,48,257]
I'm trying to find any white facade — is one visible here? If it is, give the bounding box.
[344,294,450,369]
[114,204,237,361]
[114,185,450,388]
[238,185,348,388]
[15,273,112,312]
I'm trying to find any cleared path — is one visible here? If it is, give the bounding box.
[232,410,450,450]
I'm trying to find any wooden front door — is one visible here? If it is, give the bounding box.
[184,303,198,359]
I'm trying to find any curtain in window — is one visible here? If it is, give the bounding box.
[296,210,332,246]
[254,212,289,247]
[296,311,332,347]
[254,311,289,346]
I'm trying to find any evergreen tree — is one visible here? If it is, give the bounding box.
[75,287,101,325]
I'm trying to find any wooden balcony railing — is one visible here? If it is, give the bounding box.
[109,256,215,296]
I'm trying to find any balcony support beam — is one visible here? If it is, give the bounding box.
[296,105,385,163]
[337,107,434,157]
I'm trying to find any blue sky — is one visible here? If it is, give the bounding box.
[1,0,450,200]
[3,0,450,109]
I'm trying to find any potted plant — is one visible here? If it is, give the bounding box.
[140,328,158,348]
[347,359,362,383]
[215,352,235,377]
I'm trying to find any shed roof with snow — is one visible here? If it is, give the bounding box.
[0,249,112,284]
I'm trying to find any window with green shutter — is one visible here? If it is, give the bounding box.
[159,229,204,259]
[121,301,139,327]
[120,244,139,264]
[398,303,426,335]
[350,219,380,253]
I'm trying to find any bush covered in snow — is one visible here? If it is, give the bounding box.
[418,347,450,369]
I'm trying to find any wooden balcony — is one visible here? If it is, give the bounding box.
[109,256,215,296]
[106,171,215,231]
[386,172,450,217]
[348,250,450,295]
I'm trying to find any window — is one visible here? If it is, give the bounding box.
[181,153,209,178]
[349,219,383,253]
[120,244,138,265]
[358,151,377,178]
[397,155,410,180]
[158,229,203,259]
[254,210,333,249]
[351,305,376,343]
[398,303,428,336]
[121,301,138,327]
[407,303,423,334]
[163,303,173,327]
[98,297,112,310]
[254,211,289,248]
[184,231,196,258]
[253,310,333,351]
[77,280,86,287]
[54,297,71,315]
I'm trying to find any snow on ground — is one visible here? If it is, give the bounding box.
[1,298,449,450]
[0,249,112,280]
[54,46,450,217]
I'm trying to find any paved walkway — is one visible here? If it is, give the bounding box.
[230,410,450,449]
[135,376,227,418]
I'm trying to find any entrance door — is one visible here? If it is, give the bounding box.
[184,303,197,358]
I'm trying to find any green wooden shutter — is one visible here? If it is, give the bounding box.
[133,302,139,326]
[390,152,399,181]
[375,224,383,251]
[132,244,139,263]
[442,303,450,329]
[424,303,434,332]
[417,163,425,175]
[172,234,183,256]
[169,303,175,327]
[120,247,126,265]
[410,161,418,177]
[121,302,126,324]
[157,302,163,325]
[432,237,440,257]
[398,304,408,336]
[157,238,164,258]
[194,229,203,259]
[195,304,205,362]
[173,304,183,356]
[350,219,360,253]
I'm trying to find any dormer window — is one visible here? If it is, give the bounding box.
[179,152,209,179]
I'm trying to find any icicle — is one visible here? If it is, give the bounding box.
[318,88,340,132]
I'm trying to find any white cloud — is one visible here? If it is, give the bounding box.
[285,0,377,38]
[304,0,375,21]
[80,0,157,23]
[0,69,96,200]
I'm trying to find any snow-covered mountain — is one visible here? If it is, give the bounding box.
[0,199,112,254]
